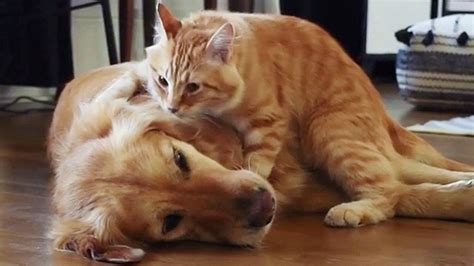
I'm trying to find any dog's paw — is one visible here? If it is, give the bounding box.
[324,201,388,227]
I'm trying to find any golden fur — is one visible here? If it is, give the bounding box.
[49,62,474,262]
[49,64,277,262]
[48,6,474,263]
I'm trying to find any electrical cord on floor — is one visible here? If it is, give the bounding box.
[0,96,56,114]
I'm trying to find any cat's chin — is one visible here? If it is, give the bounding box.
[167,107,210,119]
[161,109,194,119]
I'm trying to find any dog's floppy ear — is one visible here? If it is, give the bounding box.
[58,234,145,263]
[91,245,145,263]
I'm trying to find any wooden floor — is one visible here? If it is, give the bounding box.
[0,83,473,266]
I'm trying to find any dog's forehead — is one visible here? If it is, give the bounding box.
[134,133,173,166]
[91,133,168,181]
[144,129,176,150]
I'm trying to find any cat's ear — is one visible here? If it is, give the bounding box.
[205,23,235,63]
[154,3,182,43]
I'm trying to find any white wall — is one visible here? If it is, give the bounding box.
[366,0,431,54]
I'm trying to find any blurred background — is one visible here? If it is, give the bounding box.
[0,0,472,110]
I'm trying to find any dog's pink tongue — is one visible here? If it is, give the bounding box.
[92,245,145,263]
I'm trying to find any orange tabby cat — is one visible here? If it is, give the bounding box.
[145,4,474,227]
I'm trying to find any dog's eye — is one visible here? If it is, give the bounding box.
[185,82,200,94]
[158,75,169,87]
[162,214,182,234]
[173,148,190,172]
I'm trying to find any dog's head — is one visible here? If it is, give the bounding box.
[51,100,276,263]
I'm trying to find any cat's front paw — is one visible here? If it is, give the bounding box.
[245,155,274,179]
[324,201,389,227]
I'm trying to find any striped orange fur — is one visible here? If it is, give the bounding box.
[145,4,474,227]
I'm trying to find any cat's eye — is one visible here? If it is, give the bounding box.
[185,83,200,94]
[158,75,169,87]
[162,214,182,234]
[173,148,190,172]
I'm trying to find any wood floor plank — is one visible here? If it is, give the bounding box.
[0,83,472,265]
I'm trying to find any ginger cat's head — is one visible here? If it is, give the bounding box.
[145,4,244,117]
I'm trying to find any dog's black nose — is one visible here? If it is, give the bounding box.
[247,188,276,228]
[168,107,178,113]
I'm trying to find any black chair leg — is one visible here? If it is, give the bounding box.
[143,0,156,47]
[99,0,118,64]
[229,0,254,12]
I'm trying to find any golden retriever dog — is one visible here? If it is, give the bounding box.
[48,62,474,263]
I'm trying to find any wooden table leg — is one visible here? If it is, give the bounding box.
[119,0,134,62]
[143,0,156,47]
[100,0,119,64]
[204,0,217,9]
[229,0,254,12]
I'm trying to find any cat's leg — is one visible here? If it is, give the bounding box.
[320,140,401,227]
[390,122,474,172]
[302,117,402,227]
[395,159,474,185]
[242,118,288,179]
[93,71,140,103]
[281,179,347,213]
[440,159,474,172]
[324,157,401,226]
[396,180,474,222]
[65,72,141,149]
[270,149,347,213]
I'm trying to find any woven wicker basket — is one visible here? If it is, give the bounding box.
[395,15,474,111]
